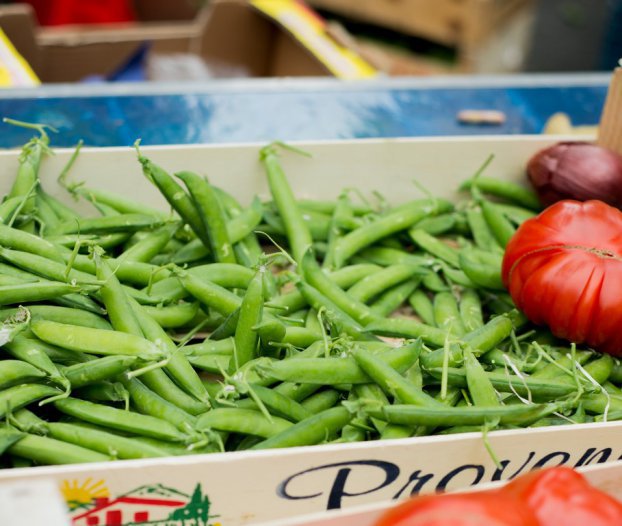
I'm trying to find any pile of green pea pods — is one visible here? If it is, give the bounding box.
[0,124,620,469]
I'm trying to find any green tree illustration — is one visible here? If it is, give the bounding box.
[168,484,211,526]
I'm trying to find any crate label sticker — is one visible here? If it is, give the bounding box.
[64,480,221,526]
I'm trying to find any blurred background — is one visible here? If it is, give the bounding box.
[0,0,619,146]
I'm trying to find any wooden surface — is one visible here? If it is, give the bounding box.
[598,68,622,155]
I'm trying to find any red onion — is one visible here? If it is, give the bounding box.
[527,142,622,207]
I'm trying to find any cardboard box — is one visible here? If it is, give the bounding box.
[0,1,375,82]
[0,134,618,526]
[308,0,536,73]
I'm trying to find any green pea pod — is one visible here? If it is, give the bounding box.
[251,406,352,450]
[351,343,440,408]
[63,356,138,388]
[332,198,453,268]
[2,428,111,465]
[31,320,167,361]
[0,428,25,456]
[0,384,63,417]
[379,403,555,427]
[54,398,189,442]
[459,248,504,290]
[176,171,236,264]
[261,344,421,385]
[0,360,46,390]
[232,270,264,371]
[260,143,313,264]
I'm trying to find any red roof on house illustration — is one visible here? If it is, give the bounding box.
[72,484,190,526]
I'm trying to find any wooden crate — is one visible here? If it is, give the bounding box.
[308,0,536,72]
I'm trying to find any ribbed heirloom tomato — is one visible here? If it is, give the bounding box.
[502,199,622,356]
[373,490,540,526]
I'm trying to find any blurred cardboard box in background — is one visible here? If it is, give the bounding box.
[0,0,376,83]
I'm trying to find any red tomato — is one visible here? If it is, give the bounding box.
[502,467,622,526]
[502,199,622,356]
[373,491,539,526]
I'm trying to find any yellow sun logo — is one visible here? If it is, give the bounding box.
[61,479,110,511]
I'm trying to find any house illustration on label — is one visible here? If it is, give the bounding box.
[68,482,218,526]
